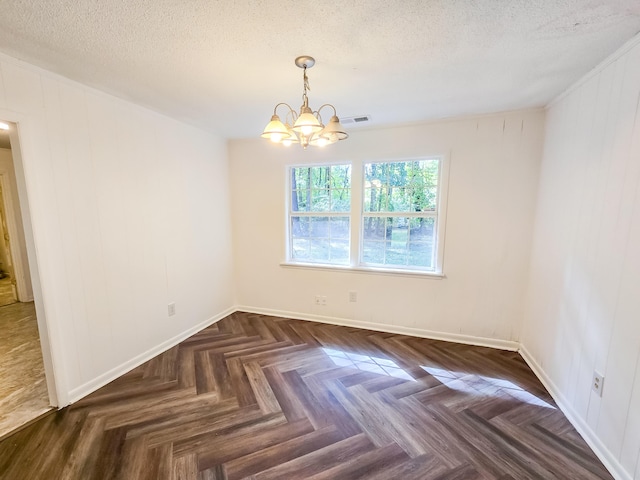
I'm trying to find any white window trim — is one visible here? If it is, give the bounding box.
[283,155,450,277]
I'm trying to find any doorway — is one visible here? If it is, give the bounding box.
[0,178,18,306]
[0,120,51,438]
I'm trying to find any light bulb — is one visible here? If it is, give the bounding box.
[316,137,328,147]
[270,133,284,143]
[301,125,313,136]
[282,139,292,147]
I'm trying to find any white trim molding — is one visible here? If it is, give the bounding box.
[235,305,519,351]
[519,345,631,480]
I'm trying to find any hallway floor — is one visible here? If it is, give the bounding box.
[0,301,50,439]
[0,277,16,307]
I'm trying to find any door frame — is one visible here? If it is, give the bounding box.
[1,110,64,407]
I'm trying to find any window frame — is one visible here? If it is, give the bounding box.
[285,162,353,266]
[359,157,445,274]
[284,156,449,277]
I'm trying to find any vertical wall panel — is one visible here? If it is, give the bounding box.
[0,64,7,109]
[523,35,640,480]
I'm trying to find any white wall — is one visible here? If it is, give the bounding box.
[0,53,235,404]
[521,35,640,480]
[229,110,544,347]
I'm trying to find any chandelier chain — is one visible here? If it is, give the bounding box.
[302,65,311,105]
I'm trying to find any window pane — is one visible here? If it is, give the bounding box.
[386,217,409,267]
[409,217,435,242]
[330,217,349,240]
[420,159,440,186]
[362,216,386,240]
[361,215,436,269]
[309,189,329,211]
[363,188,386,212]
[330,239,349,263]
[331,189,350,212]
[385,240,408,265]
[291,164,351,216]
[291,238,310,260]
[409,243,433,268]
[364,160,440,214]
[409,217,435,269]
[290,215,349,265]
[292,189,310,212]
[309,238,330,262]
[388,187,411,212]
[330,165,351,189]
[293,167,310,190]
[364,163,387,185]
[291,216,309,237]
[309,216,329,237]
[362,240,385,264]
[411,186,437,212]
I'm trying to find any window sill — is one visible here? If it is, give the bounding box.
[280,262,445,279]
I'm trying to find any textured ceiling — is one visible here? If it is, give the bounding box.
[0,1,639,139]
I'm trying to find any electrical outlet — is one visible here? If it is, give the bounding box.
[349,291,357,302]
[592,371,604,397]
[168,303,176,316]
[314,295,327,306]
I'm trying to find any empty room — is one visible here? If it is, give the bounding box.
[0,1,639,479]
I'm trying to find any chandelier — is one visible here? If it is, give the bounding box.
[261,56,348,149]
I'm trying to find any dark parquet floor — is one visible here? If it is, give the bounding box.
[0,312,613,479]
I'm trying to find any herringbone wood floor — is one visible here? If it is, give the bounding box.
[0,312,612,479]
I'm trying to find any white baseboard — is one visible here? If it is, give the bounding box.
[235,305,519,351]
[67,306,235,404]
[519,345,630,480]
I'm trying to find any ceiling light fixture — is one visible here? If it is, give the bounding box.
[261,56,348,149]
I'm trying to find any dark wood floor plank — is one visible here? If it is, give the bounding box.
[253,433,376,480]
[0,311,613,480]
[365,453,449,480]
[243,361,281,414]
[305,442,409,480]
[223,425,344,480]
[196,417,313,471]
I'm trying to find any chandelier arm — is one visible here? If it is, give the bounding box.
[273,102,296,117]
[316,104,338,117]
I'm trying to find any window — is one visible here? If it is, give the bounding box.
[286,158,446,275]
[289,164,351,265]
[362,159,441,272]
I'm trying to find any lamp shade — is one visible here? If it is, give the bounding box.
[292,108,323,136]
[319,115,348,142]
[261,115,291,143]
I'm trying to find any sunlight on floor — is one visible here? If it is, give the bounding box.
[420,366,556,409]
[321,348,555,409]
[322,348,415,380]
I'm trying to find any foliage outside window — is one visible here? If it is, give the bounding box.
[289,165,351,265]
[361,159,441,271]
